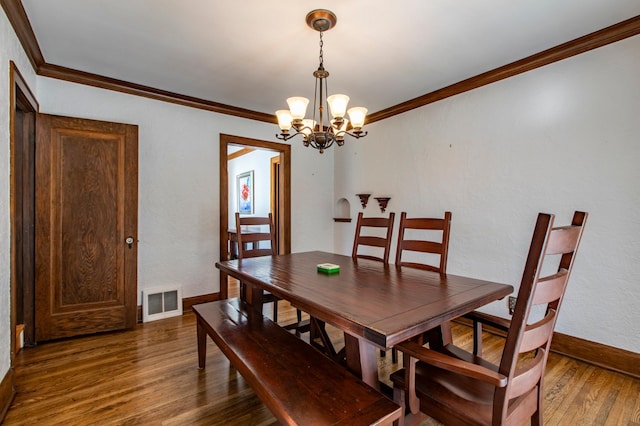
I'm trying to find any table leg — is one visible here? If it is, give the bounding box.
[196,318,207,369]
[425,323,452,350]
[344,333,380,391]
[309,318,337,358]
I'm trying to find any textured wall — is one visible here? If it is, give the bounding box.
[37,78,336,301]
[0,9,38,380]
[334,35,640,353]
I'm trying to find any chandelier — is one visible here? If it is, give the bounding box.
[275,9,368,154]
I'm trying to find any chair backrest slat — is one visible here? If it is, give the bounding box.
[545,225,583,255]
[239,233,274,244]
[357,235,389,248]
[403,217,446,229]
[507,350,546,400]
[402,240,443,254]
[530,270,568,305]
[519,310,556,353]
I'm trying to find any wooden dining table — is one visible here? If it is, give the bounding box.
[215,250,513,389]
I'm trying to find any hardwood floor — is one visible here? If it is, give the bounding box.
[5,282,640,425]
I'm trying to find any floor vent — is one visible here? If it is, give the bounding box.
[142,286,183,322]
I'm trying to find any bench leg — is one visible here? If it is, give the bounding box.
[247,284,264,312]
[197,318,207,369]
[220,272,229,300]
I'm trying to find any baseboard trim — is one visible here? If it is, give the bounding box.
[0,368,15,423]
[551,332,640,379]
[454,318,639,379]
[182,293,219,312]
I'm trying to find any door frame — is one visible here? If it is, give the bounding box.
[9,61,38,359]
[219,134,291,299]
[270,155,282,255]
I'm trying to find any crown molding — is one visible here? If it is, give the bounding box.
[2,0,639,124]
[37,63,276,123]
[367,14,640,124]
[0,0,44,69]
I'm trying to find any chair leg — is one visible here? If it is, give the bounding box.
[272,300,278,322]
[473,320,483,356]
[240,282,246,301]
[295,309,303,336]
[532,384,543,425]
[381,348,399,363]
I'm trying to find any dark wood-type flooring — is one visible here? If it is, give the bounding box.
[5,281,640,425]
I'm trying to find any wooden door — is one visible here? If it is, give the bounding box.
[35,114,138,341]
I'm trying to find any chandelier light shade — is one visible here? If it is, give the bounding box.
[275,9,368,154]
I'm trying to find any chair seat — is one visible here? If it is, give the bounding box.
[261,291,280,303]
[391,360,538,426]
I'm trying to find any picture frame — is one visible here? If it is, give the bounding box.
[237,170,254,214]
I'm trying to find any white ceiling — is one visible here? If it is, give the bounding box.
[20,0,640,117]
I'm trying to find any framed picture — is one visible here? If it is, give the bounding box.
[237,170,254,214]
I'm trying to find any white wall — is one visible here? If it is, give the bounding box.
[228,149,278,227]
[36,78,335,302]
[0,8,38,384]
[334,35,640,353]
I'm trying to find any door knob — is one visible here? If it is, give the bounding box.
[125,236,134,249]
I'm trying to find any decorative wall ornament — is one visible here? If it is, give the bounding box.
[374,197,391,213]
[356,193,371,209]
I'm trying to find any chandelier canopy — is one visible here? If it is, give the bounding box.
[275,9,368,154]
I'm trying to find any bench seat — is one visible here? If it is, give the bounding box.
[193,298,402,426]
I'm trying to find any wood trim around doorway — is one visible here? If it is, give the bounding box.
[7,60,39,422]
[218,134,291,299]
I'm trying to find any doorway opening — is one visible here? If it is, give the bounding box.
[218,134,291,299]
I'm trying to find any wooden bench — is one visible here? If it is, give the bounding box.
[193,298,402,425]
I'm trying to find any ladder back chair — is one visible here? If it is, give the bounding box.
[390,211,452,362]
[312,211,397,362]
[395,211,452,272]
[234,213,282,321]
[352,212,396,264]
[348,212,396,360]
[390,211,587,426]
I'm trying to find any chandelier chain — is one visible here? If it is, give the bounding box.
[318,31,324,68]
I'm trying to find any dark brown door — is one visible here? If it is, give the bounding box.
[35,114,138,341]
